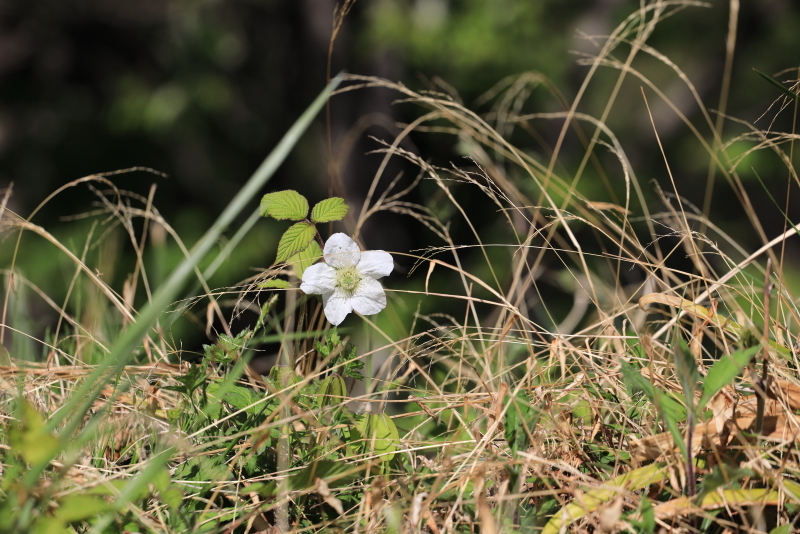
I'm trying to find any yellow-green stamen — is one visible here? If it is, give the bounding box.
[336,266,361,293]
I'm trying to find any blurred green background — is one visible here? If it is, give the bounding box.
[2,0,799,360]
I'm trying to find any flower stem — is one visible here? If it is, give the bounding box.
[276,273,298,532]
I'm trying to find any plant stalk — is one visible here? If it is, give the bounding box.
[755,258,772,436]
[276,273,298,532]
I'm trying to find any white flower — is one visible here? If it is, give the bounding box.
[300,233,393,325]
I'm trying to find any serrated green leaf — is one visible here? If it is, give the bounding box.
[310,197,349,223]
[289,240,322,279]
[276,222,316,263]
[260,190,309,220]
[328,329,341,346]
[258,279,291,289]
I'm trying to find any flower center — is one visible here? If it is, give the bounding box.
[336,266,362,293]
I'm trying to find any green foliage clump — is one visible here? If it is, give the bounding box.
[260,190,349,266]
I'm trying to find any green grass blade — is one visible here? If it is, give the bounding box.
[754,69,799,101]
[673,336,699,410]
[698,345,760,410]
[26,74,342,487]
[620,361,688,458]
[166,207,262,331]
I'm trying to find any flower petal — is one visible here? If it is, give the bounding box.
[322,290,354,326]
[323,233,360,268]
[350,277,387,316]
[300,263,336,295]
[357,250,393,279]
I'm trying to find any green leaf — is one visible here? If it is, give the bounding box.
[258,279,291,289]
[698,345,760,410]
[31,517,66,534]
[276,222,316,263]
[87,478,149,504]
[151,468,172,493]
[673,337,699,409]
[357,413,400,461]
[318,374,347,425]
[315,329,341,357]
[268,365,302,389]
[260,190,309,220]
[200,329,251,365]
[635,495,655,534]
[160,487,183,510]
[696,464,754,503]
[87,480,126,497]
[327,329,341,346]
[54,495,111,522]
[755,69,800,102]
[175,456,229,483]
[243,480,278,497]
[255,294,279,332]
[207,382,260,414]
[163,363,207,396]
[310,197,349,223]
[620,361,687,458]
[288,460,364,491]
[318,374,346,408]
[10,400,61,465]
[289,240,322,279]
[505,392,538,454]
